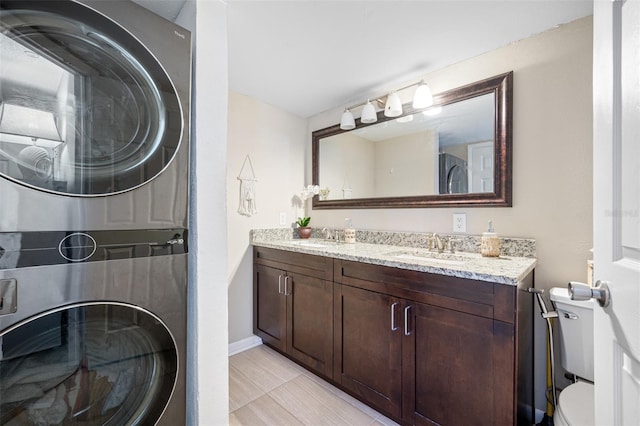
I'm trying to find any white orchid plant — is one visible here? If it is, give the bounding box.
[295,185,320,228]
[300,184,320,201]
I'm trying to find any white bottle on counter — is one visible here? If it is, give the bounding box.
[344,218,356,244]
[481,220,500,257]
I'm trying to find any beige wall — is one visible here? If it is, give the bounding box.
[227,16,593,414]
[374,130,438,196]
[307,16,593,410]
[308,16,593,287]
[441,142,471,161]
[227,92,307,343]
[320,132,375,199]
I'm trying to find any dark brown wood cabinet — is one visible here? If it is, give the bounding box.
[334,284,404,418]
[334,258,534,426]
[404,303,515,426]
[253,263,287,350]
[253,247,334,378]
[254,247,534,425]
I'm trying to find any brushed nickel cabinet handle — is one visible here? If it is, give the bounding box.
[404,305,412,336]
[390,302,399,331]
[284,276,291,296]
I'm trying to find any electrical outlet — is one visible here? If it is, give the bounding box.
[279,212,287,226]
[452,213,466,233]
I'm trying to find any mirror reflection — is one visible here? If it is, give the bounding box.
[312,72,512,208]
[318,93,495,200]
[0,9,180,196]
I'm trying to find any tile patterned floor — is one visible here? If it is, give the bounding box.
[229,345,400,426]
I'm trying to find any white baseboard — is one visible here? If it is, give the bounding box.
[228,335,263,356]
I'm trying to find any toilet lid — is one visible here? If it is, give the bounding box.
[556,382,595,426]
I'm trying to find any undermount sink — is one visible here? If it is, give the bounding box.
[385,250,468,265]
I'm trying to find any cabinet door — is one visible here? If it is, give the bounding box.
[404,303,513,426]
[334,284,403,419]
[286,272,334,378]
[254,264,286,351]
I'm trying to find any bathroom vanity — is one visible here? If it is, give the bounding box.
[252,233,536,426]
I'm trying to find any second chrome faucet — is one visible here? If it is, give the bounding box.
[430,233,457,253]
[322,227,340,242]
[432,233,445,253]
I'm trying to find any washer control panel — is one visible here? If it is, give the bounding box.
[0,228,187,269]
[58,232,97,262]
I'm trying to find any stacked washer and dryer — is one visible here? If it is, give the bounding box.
[0,1,191,424]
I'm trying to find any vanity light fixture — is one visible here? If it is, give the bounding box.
[384,91,403,117]
[361,100,377,124]
[423,105,443,116]
[340,108,356,130]
[412,80,434,109]
[395,114,413,123]
[338,79,434,130]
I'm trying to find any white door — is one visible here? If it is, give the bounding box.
[593,1,640,425]
[467,141,493,192]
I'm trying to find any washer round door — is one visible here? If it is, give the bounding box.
[0,303,178,425]
[0,1,184,196]
[447,164,468,194]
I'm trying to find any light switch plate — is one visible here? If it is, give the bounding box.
[453,213,466,233]
[279,212,287,226]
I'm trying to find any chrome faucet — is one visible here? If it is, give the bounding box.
[322,227,341,242]
[432,233,446,253]
[322,227,332,240]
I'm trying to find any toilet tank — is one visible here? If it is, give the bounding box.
[550,287,595,382]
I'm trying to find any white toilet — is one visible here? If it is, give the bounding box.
[550,287,595,426]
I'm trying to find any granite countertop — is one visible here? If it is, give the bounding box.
[252,237,536,286]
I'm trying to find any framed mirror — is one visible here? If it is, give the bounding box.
[312,72,512,209]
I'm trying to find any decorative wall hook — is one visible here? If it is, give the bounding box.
[237,155,258,217]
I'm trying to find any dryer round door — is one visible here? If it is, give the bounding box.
[0,1,184,196]
[0,303,178,425]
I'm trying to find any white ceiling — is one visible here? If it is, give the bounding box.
[136,0,593,119]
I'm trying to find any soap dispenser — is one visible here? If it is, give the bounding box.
[481,220,500,257]
[344,218,356,244]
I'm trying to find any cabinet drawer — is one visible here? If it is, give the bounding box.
[335,258,516,321]
[254,246,333,280]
